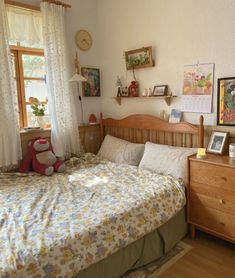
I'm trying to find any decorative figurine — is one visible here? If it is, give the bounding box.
[129,81,139,97]
[117,87,122,97]
[122,86,129,97]
[116,76,123,97]
[142,88,148,97]
[89,113,97,124]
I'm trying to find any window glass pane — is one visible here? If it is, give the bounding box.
[20,41,44,49]
[9,39,17,46]
[25,80,50,127]
[25,80,47,102]
[23,55,45,78]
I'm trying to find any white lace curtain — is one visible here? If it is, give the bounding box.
[40,2,82,158]
[0,0,22,169]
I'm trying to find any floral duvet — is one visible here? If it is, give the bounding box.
[0,154,186,278]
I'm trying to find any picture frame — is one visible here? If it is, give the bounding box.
[169,109,182,123]
[125,46,154,70]
[153,85,168,96]
[81,67,101,97]
[217,77,235,126]
[207,131,229,154]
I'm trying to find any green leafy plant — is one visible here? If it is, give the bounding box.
[28,97,47,116]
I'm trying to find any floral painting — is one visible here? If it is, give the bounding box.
[81,67,101,97]
[183,64,213,95]
[217,77,235,126]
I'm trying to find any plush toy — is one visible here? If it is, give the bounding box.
[19,138,65,176]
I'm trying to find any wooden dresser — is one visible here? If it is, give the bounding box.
[187,154,235,243]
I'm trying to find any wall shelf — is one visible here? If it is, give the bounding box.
[112,95,177,106]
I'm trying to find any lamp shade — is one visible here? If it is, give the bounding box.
[69,73,87,82]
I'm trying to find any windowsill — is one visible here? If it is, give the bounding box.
[20,124,100,134]
[20,128,51,134]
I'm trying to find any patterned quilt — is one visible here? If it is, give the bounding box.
[0,154,186,278]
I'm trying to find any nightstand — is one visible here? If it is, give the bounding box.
[187,154,235,243]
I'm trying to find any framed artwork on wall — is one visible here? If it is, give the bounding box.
[125,46,154,70]
[81,67,101,97]
[217,77,235,126]
[207,131,229,154]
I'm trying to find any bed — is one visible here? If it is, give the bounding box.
[0,114,204,278]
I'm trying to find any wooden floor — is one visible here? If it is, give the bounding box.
[158,231,235,278]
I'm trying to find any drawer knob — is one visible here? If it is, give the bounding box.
[219,222,225,226]
[221,177,227,182]
[219,199,225,204]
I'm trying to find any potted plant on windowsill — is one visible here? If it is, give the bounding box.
[28,97,47,129]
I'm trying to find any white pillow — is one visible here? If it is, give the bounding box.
[98,135,145,166]
[139,142,197,184]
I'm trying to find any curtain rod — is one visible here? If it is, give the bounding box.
[42,0,71,8]
[5,0,72,10]
[5,0,40,11]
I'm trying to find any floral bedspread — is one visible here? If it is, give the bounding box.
[0,154,186,278]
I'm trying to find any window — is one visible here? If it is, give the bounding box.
[11,45,50,128]
[6,4,50,128]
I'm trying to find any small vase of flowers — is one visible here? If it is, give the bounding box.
[28,97,47,128]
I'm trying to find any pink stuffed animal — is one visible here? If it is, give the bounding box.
[19,138,65,175]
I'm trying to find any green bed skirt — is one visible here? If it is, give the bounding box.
[75,208,188,278]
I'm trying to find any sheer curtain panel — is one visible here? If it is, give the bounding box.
[40,2,82,158]
[0,0,22,169]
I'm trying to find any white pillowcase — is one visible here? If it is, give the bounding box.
[139,142,197,184]
[98,135,145,166]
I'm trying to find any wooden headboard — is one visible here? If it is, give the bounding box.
[100,113,204,148]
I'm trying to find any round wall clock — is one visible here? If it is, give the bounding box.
[75,29,92,51]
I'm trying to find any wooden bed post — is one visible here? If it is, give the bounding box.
[198,115,204,148]
[100,112,104,142]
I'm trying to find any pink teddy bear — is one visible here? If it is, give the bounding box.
[19,138,65,175]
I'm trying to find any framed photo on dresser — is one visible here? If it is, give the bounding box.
[207,131,229,154]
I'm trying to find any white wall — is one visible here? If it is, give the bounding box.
[65,0,101,124]
[97,0,235,125]
[15,0,235,126]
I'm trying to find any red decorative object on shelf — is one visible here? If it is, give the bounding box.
[89,114,97,125]
[129,81,138,97]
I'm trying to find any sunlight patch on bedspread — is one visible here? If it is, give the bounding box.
[0,154,186,278]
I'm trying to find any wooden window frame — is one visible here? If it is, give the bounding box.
[10,45,45,128]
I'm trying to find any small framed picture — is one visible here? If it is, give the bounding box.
[153,85,168,96]
[169,109,182,123]
[207,131,229,154]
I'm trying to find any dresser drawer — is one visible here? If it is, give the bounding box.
[190,194,235,240]
[190,183,235,214]
[190,161,235,192]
